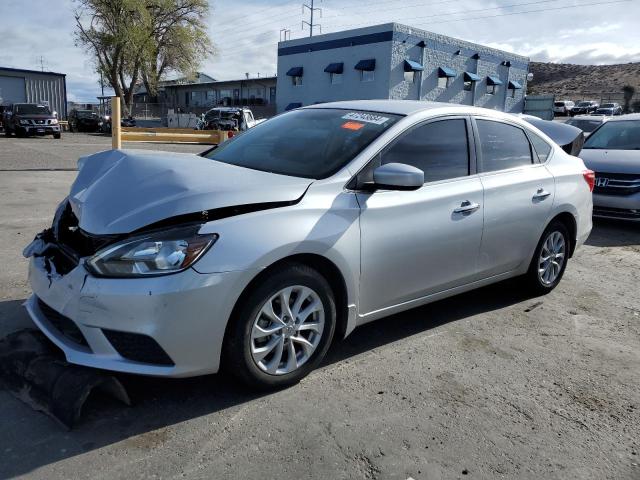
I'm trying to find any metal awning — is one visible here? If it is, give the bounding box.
[464,72,481,82]
[324,63,344,74]
[354,59,376,71]
[438,67,457,78]
[286,67,303,76]
[285,102,302,111]
[487,76,504,86]
[508,80,523,90]
[404,60,424,72]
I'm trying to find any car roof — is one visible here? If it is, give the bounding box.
[570,115,606,120]
[303,99,518,119]
[604,113,640,122]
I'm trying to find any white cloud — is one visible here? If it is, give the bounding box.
[1,0,639,100]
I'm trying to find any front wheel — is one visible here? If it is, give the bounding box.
[524,221,570,295]
[53,132,61,139]
[224,263,336,390]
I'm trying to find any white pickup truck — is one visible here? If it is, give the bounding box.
[201,107,265,131]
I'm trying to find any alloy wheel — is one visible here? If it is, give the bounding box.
[250,285,325,375]
[538,231,566,286]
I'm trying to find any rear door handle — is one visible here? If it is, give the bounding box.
[533,188,551,200]
[453,200,480,214]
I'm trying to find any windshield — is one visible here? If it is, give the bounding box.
[15,104,51,115]
[77,110,96,118]
[205,108,401,179]
[583,120,640,150]
[601,103,616,108]
[576,102,592,107]
[566,118,603,133]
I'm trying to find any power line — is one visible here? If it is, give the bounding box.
[325,0,632,31]
[209,0,631,62]
[322,0,513,18]
[211,0,297,27]
[323,0,565,29]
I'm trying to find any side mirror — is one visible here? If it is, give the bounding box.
[372,163,424,191]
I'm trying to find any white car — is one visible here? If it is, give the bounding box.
[554,100,575,116]
[23,101,594,389]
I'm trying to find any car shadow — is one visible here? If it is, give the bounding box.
[585,218,640,247]
[0,278,537,478]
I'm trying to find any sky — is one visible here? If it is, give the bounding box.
[1,0,639,102]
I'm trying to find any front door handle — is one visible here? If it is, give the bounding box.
[453,200,480,214]
[533,188,551,200]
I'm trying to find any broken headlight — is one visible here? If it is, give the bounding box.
[85,225,217,277]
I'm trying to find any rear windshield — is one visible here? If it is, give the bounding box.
[583,120,640,150]
[205,108,401,179]
[14,104,51,115]
[554,102,565,107]
[566,118,603,132]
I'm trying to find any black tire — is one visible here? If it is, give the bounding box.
[53,133,61,139]
[524,220,570,295]
[223,263,336,390]
[4,128,10,137]
[15,128,25,138]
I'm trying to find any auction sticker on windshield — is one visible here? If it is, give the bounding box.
[341,121,365,131]
[342,112,390,125]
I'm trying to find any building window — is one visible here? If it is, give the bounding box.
[404,71,415,83]
[487,84,497,95]
[331,73,343,84]
[292,75,303,86]
[509,88,516,98]
[464,81,473,91]
[361,70,374,82]
[438,76,452,89]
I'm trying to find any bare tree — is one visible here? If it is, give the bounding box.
[141,0,213,103]
[74,0,212,107]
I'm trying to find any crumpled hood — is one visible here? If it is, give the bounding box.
[70,149,312,234]
[580,149,640,174]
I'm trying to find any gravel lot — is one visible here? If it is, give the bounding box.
[0,133,639,480]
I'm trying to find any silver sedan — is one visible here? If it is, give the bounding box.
[24,100,593,389]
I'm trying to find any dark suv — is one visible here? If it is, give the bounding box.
[2,103,61,138]
[69,109,100,132]
[570,101,599,116]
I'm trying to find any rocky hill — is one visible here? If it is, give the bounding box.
[528,61,640,104]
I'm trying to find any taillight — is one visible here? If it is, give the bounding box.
[583,169,595,192]
[227,130,234,139]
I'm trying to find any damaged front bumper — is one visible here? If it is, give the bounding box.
[24,234,251,378]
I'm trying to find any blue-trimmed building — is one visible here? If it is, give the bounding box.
[276,23,529,113]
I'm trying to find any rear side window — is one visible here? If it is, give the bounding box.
[528,132,553,163]
[381,119,469,182]
[477,120,533,172]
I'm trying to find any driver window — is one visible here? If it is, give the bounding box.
[380,119,470,183]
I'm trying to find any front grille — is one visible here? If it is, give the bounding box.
[593,206,640,219]
[37,298,89,348]
[102,329,174,366]
[594,172,640,196]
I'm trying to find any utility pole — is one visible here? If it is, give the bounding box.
[302,0,321,37]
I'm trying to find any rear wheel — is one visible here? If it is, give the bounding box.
[524,221,570,295]
[224,263,336,390]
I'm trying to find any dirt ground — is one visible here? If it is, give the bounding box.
[0,134,638,480]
